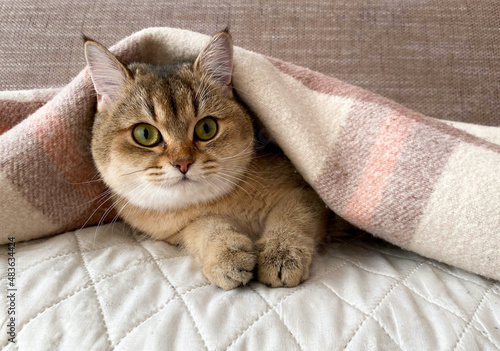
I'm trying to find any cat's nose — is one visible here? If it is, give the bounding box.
[173,158,193,174]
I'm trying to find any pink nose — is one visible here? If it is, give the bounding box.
[173,159,193,174]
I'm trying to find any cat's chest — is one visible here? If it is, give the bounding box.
[119,192,269,240]
[184,193,271,238]
[217,197,270,238]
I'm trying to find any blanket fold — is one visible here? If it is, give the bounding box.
[1,28,499,280]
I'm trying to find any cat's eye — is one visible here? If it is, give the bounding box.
[194,117,218,141]
[132,123,161,147]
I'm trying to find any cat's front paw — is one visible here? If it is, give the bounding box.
[202,234,257,290]
[255,237,313,288]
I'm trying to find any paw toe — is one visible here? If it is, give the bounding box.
[203,238,257,290]
[256,239,312,288]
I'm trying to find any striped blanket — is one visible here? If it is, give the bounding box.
[1,28,499,280]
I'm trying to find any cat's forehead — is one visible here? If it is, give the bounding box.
[128,64,197,131]
[132,63,195,98]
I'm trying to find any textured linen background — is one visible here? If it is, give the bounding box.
[1,0,499,126]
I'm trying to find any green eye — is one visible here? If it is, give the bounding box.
[132,123,161,147]
[194,117,218,141]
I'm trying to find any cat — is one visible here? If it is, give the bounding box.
[84,29,329,290]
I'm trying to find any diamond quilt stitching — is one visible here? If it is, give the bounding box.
[135,239,209,351]
[114,296,177,348]
[425,261,493,289]
[224,249,378,350]
[326,254,400,280]
[2,225,499,350]
[401,283,500,349]
[354,242,492,291]
[12,255,158,333]
[224,258,354,350]
[14,283,92,337]
[325,240,498,350]
[74,231,114,349]
[320,282,404,350]
[115,282,211,347]
[342,261,427,350]
[452,284,496,351]
[401,282,472,322]
[248,285,305,351]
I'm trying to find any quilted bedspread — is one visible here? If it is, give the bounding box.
[1,223,499,350]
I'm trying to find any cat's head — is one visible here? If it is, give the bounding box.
[85,30,255,210]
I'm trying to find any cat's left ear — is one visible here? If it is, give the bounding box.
[84,37,132,111]
[194,29,234,97]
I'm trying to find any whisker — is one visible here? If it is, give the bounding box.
[218,140,254,161]
[84,179,142,247]
[204,175,235,202]
[110,182,153,236]
[225,172,266,190]
[66,177,104,185]
[92,181,149,248]
[76,178,148,234]
[71,177,144,208]
[218,165,268,180]
[218,171,264,197]
[212,173,254,199]
[120,168,149,177]
[210,174,247,202]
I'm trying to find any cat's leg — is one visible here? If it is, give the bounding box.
[170,216,257,290]
[256,187,328,288]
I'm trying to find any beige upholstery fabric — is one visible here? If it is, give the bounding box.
[0,0,499,126]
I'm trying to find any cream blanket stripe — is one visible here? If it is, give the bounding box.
[0,28,498,280]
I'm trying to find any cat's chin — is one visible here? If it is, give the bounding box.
[118,178,235,211]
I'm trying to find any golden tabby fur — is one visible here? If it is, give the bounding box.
[85,30,329,290]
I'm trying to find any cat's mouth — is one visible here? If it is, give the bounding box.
[179,175,190,183]
[148,174,197,188]
[171,174,197,186]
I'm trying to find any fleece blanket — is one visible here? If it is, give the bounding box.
[0,27,499,280]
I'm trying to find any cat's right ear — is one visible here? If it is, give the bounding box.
[84,37,131,111]
[193,29,234,97]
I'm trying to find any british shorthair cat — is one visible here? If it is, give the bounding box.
[84,30,329,290]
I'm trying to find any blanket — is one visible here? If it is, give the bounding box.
[3,222,500,350]
[0,27,499,280]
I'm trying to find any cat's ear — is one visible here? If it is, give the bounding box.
[194,29,234,96]
[84,37,132,110]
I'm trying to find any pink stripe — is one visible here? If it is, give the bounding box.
[268,56,500,154]
[343,113,418,227]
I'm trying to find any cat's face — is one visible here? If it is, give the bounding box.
[86,31,255,210]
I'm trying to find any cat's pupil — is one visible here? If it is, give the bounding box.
[203,123,210,134]
[143,128,149,139]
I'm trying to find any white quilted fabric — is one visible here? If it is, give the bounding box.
[1,222,499,350]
